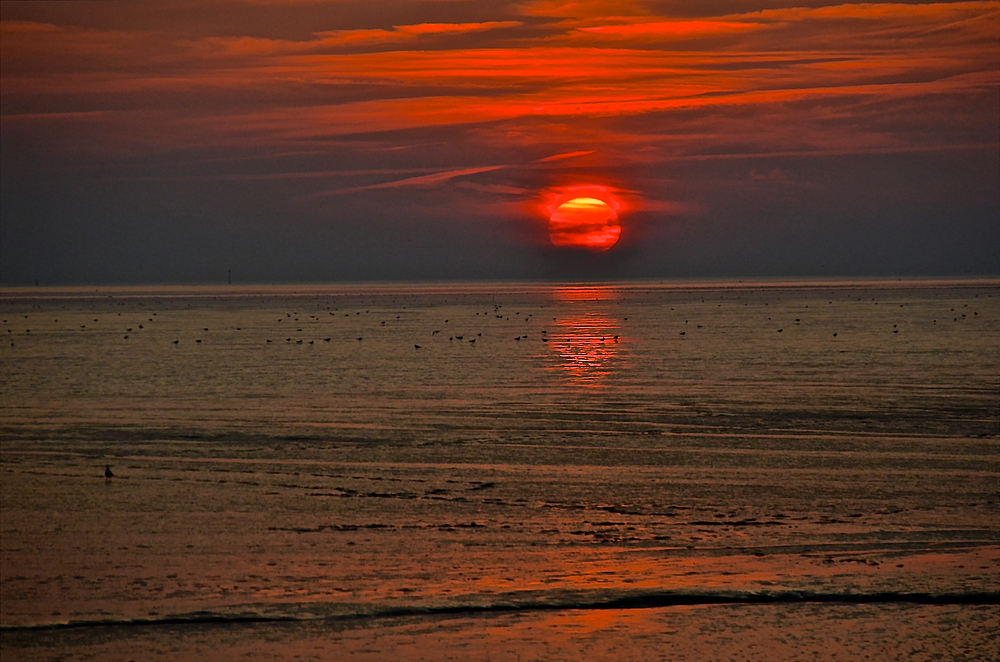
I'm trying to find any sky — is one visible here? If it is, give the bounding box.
[1,0,997,285]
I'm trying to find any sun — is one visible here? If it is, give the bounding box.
[550,197,620,250]
[545,186,622,251]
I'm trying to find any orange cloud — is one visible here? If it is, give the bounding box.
[537,150,596,162]
[315,21,523,46]
[2,1,997,172]
[577,19,766,39]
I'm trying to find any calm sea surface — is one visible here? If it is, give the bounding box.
[1,280,998,660]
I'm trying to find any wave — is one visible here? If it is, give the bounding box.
[5,590,998,633]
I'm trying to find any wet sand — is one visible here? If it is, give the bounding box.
[2,446,997,661]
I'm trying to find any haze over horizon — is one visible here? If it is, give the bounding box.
[2,0,998,286]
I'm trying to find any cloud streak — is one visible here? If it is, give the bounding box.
[306,165,506,197]
[305,149,600,196]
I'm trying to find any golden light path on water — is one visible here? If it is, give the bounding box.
[547,285,626,387]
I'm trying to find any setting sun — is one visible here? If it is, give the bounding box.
[546,186,622,251]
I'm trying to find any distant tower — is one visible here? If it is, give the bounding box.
[227,269,232,285]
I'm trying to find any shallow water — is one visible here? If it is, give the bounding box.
[2,280,998,659]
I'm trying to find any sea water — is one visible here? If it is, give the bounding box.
[1,280,998,660]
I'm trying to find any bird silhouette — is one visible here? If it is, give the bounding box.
[104,465,114,483]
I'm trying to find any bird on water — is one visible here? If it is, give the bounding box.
[104,465,114,483]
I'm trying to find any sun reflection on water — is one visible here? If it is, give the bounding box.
[547,286,626,387]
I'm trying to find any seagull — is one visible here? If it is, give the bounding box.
[104,465,114,483]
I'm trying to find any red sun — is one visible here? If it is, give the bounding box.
[546,186,622,251]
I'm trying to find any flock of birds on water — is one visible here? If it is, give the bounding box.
[1,291,991,485]
[3,294,985,350]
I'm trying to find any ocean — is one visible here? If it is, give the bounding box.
[1,279,998,660]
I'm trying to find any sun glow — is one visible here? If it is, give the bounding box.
[545,186,623,251]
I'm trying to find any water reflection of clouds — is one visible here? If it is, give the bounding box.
[547,286,626,387]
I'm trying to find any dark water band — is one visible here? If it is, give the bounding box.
[4,591,998,633]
